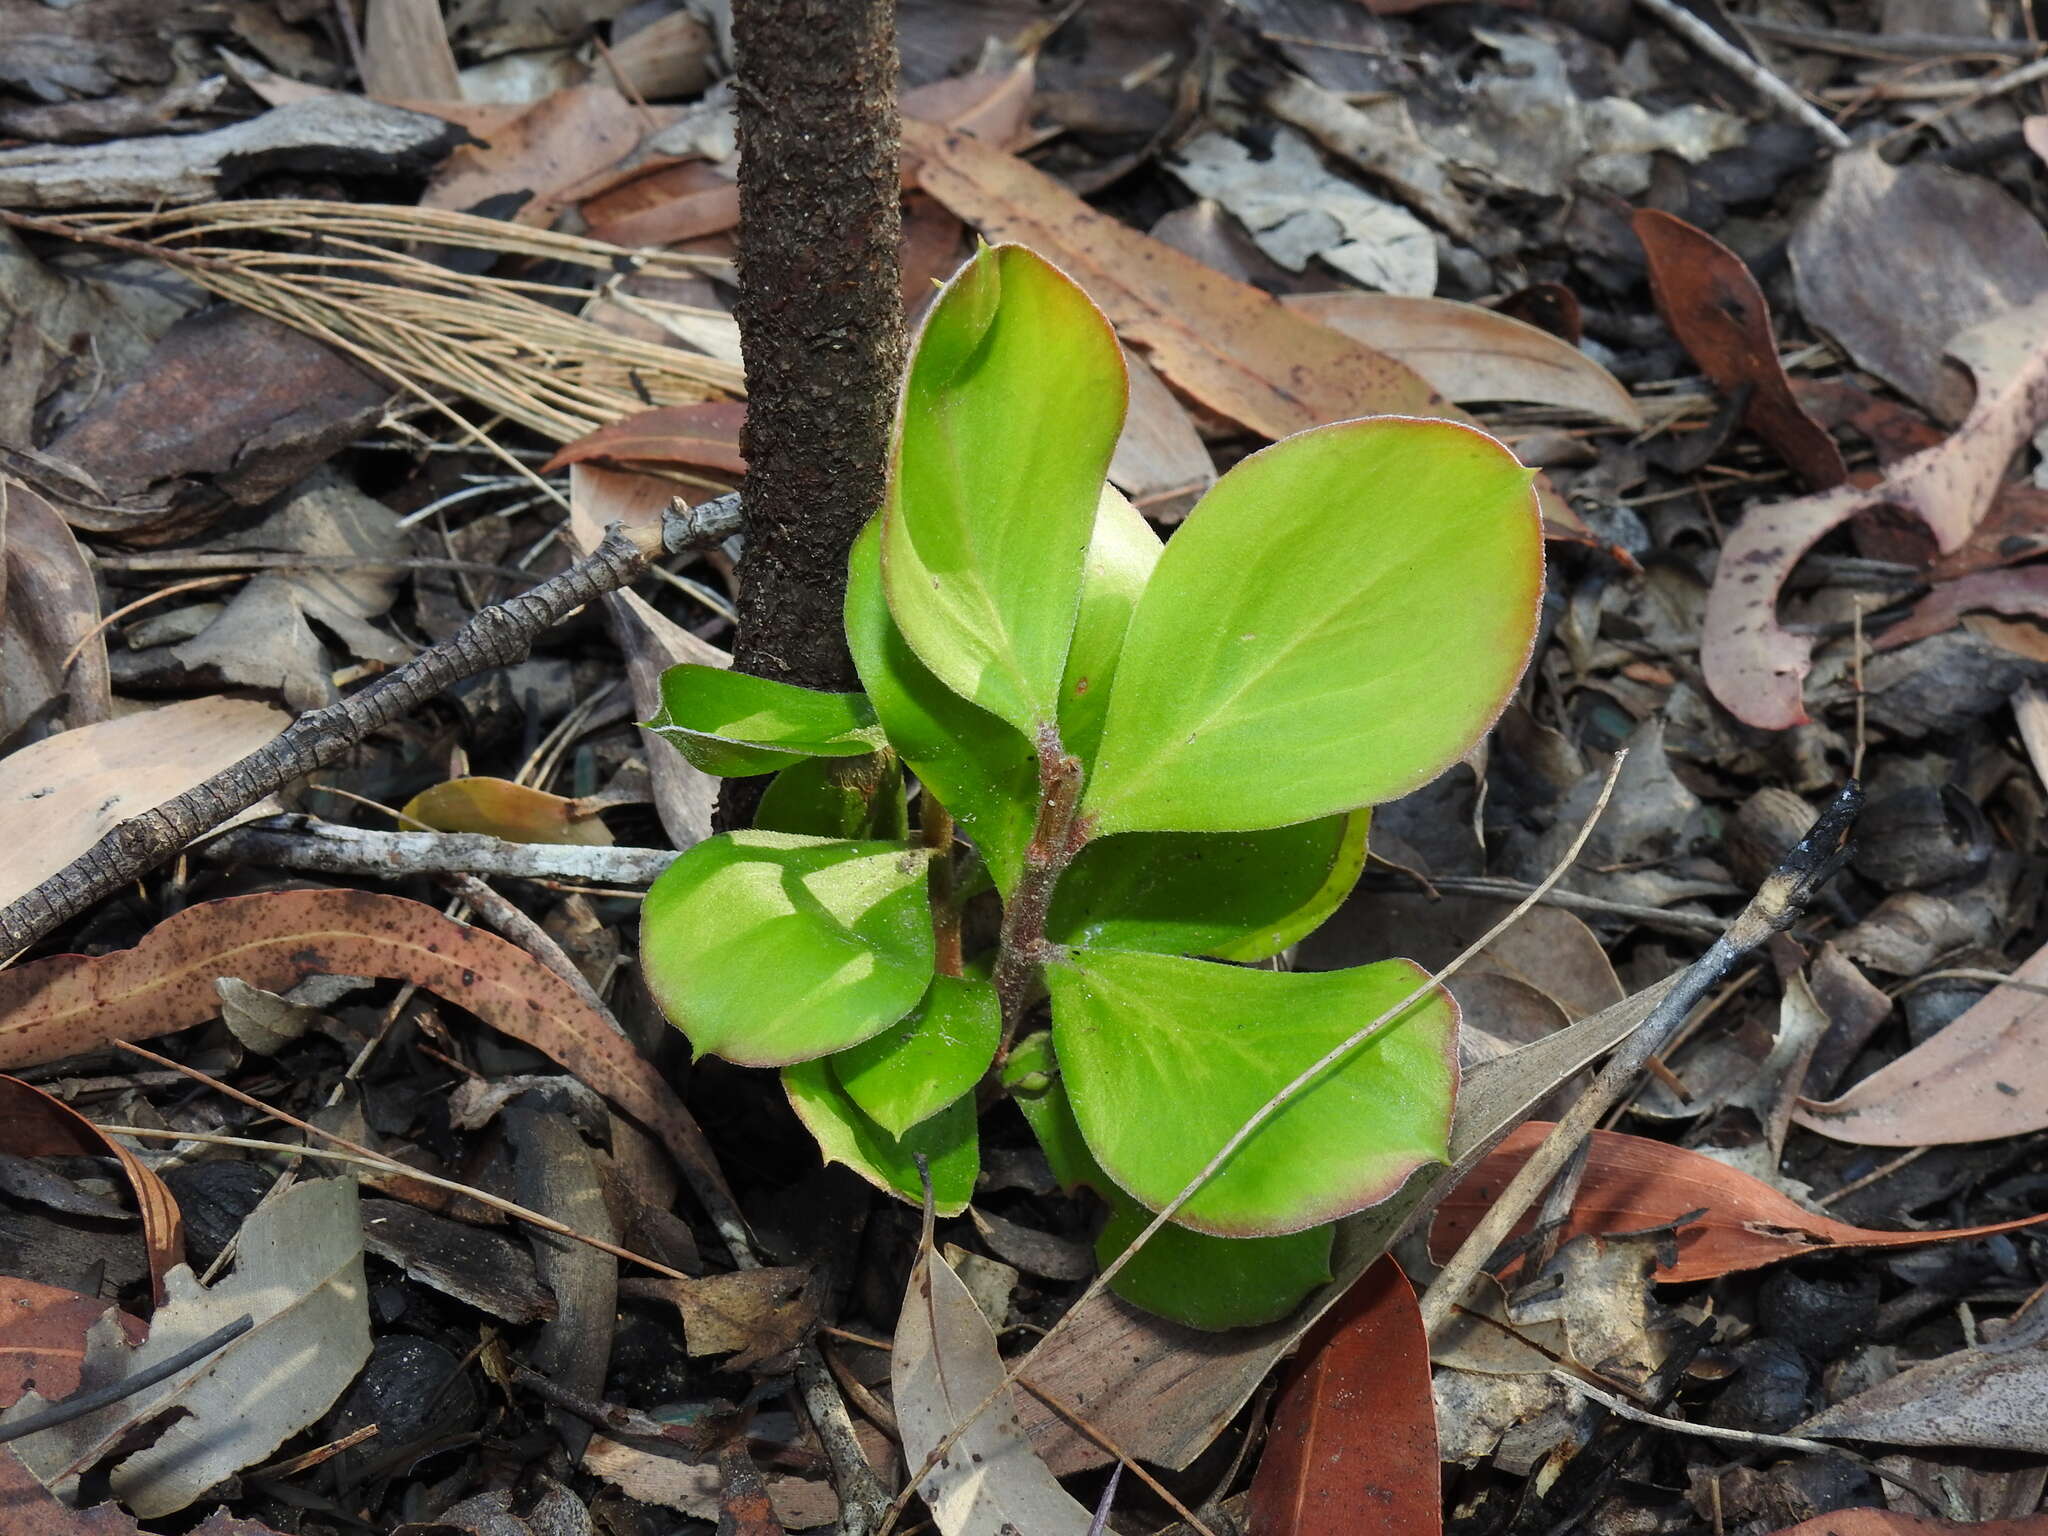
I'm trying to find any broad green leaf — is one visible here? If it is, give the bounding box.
[1000,1034,1333,1329]
[1046,810,1370,963]
[881,243,1128,736]
[846,520,1038,893]
[1046,948,1457,1236]
[1059,486,1160,766]
[832,975,1000,1139]
[640,832,933,1066]
[1094,1195,1334,1332]
[754,753,908,841]
[645,664,884,777]
[1081,418,1542,835]
[784,1059,977,1216]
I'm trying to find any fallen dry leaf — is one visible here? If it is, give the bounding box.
[1634,209,1845,491]
[1107,350,1213,514]
[0,696,290,907]
[1702,292,2048,728]
[897,1232,1094,1536]
[1245,1258,1438,1536]
[904,120,1466,441]
[1765,1515,2048,1535]
[0,1277,146,1408]
[1282,291,1640,429]
[424,86,657,224]
[1794,933,2048,1147]
[1792,150,2048,422]
[400,776,614,847]
[0,1076,182,1304]
[1798,1288,2048,1455]
[3,1177,368,1518]
[0,1443,147,1535]
[0,889,730,1205]
[1874,568,2048,652]
[542,401,748,477]
[1430,1123,2048,1282]
[0,479,111,743]
[360,0,460,100]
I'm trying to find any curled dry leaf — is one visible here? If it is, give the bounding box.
[1245,1257,1439,1536]
[0,1075,182,1305]
[1430,1123,2048,1283]
[541,400,748,477]
[0,889,732,1206]
[1633,210,1845,491]
[0,696,288,908]
[894,1227,1094,1536]
[1282,291,1640,429]
[0,1277,146,1408]
[1702,292,2048,728]
[1794,933,2048,1147]
[3,1178,368,1519]
[0,479,112,743]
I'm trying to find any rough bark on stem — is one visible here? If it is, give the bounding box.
[726,0,904,696]
[991,729,1086,1054]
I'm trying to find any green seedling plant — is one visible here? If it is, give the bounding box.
[640,243,1544,1330]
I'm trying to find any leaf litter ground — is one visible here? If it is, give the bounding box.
[12,2,2048,1533]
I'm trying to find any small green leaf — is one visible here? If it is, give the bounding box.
[1082,418,1542,835]
[832,975,1000,1139]
[1059,486,1160,766]
[1094,1196,1334,1331]
[641,831,933,1066]
[1047,948,1457,1236]
[881,243,1128,736]
[754,753,908,841]
[1000,1035,1333,1329]
[645,664,885,777]
[846,520,1038,893]
[1046,810,1370,963]
[784,1059,977,1216]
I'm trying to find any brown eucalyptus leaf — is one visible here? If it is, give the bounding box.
[1794,933,2048,1147]
[1703,292,2048,728]
[1432,1124,2048,1282]
[1634,209,1845,490]
[1283,291,1640,429]
[1765,1515,2048,1535]
[1245,1258,1439,1536]
[0,1075,182,1304]
[0,889,728,1201]
[0,1276,146,1408]
[542,402,748,477]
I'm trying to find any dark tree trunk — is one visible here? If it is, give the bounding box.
[727,0,905,696]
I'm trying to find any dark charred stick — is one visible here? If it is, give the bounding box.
[0,1315,254,1445]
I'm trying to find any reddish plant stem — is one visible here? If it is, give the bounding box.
[921,793,963,979]
[991,727,1087,1058]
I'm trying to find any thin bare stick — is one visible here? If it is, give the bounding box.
[1632,0,1852,149]
[1417,781,1862,1338]
[878,754,1633,1535]
[0,497,742,957]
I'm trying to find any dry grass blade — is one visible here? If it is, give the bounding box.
[3,203,744,451]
